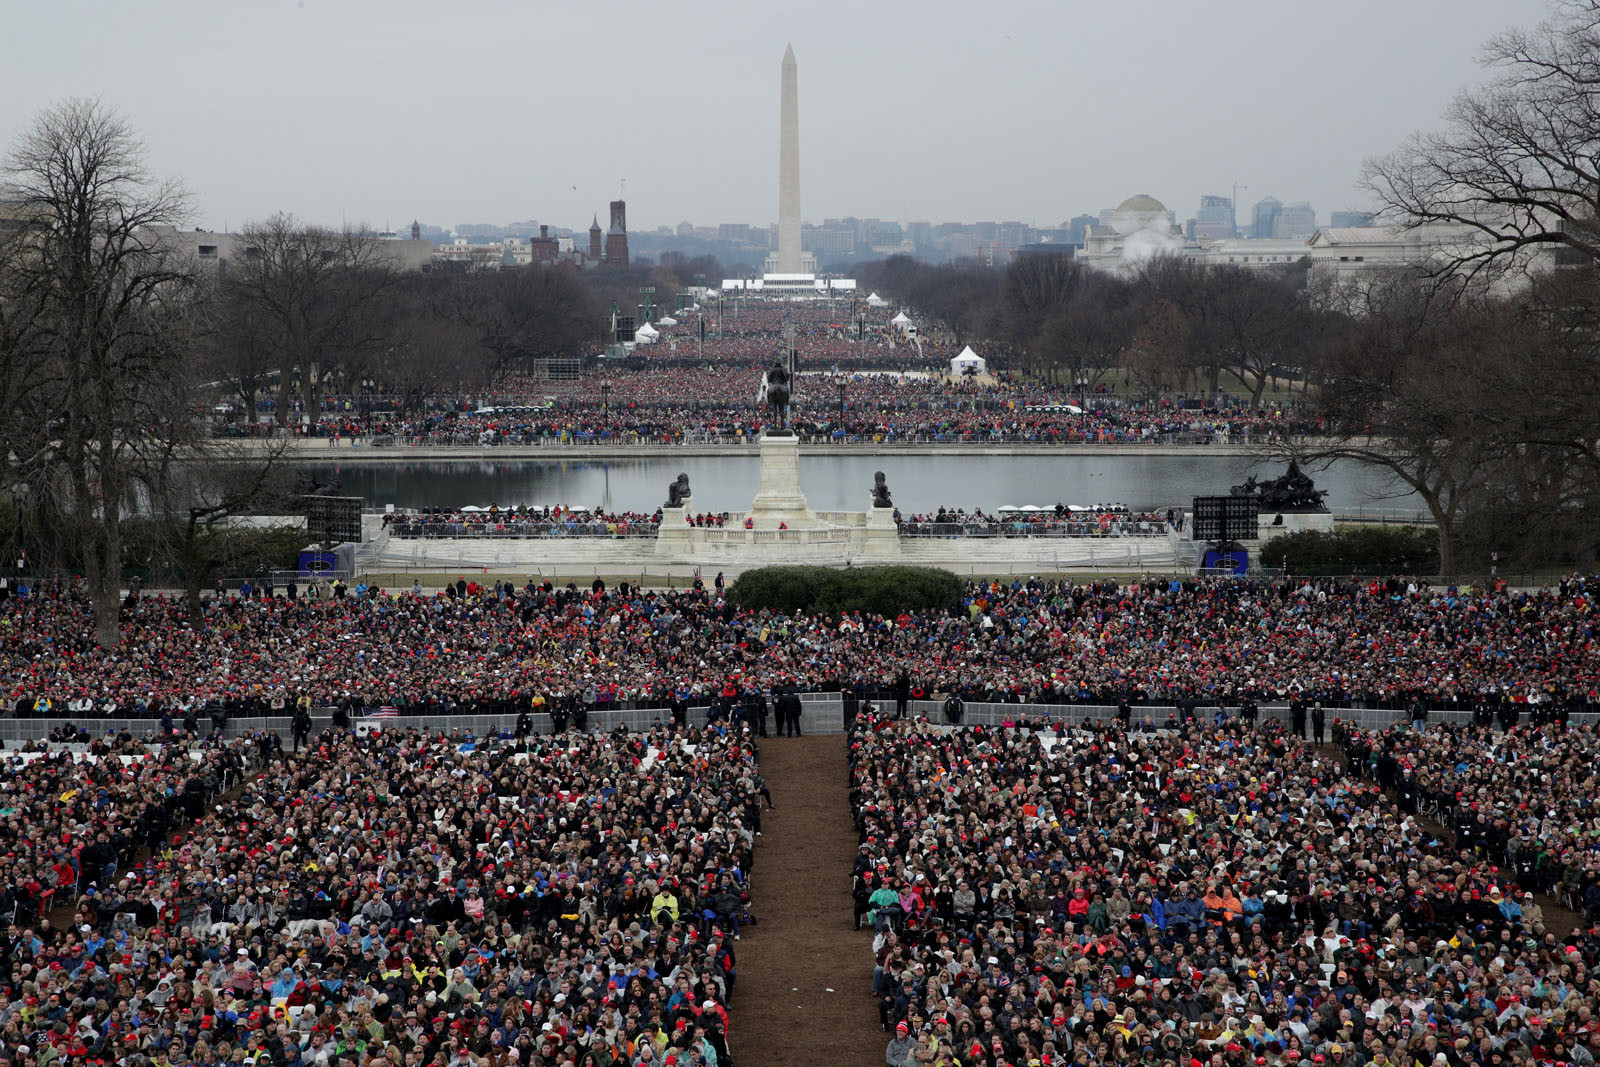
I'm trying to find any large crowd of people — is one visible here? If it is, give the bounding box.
[4,567,1600,1066]
[4,575,1600,721]
[232,393,1316,450]
[852,713,1600,1067]
[212,298,1326,448]
[1338,721,1600,925]
[0,721,762,1067]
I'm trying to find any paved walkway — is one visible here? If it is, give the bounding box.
[737,734,881,1067]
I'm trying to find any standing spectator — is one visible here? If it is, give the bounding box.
[778,689,803,736]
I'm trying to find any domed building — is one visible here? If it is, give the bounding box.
[1077,193,1188,272]
[1110,194,1172,235]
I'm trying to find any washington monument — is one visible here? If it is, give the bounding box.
[776,43,802,273]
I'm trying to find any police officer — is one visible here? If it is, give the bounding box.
[291,705,312,752]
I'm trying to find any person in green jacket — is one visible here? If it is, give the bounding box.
[869,878,902,931]
[1086,895,1110,933]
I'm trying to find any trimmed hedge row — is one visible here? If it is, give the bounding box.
[1259,526,1440,573]
[725,565,963,616]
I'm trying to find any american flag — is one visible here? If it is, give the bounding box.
[367,706,399,719]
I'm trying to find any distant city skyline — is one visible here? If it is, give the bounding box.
[1,1,1544,234]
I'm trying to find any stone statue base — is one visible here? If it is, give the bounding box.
[655,501,693,555]
[863,503,901,559]
[748,433,818,529]
[1254,510,1334,543]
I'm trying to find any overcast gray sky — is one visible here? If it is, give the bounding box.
[2,0,1548,234]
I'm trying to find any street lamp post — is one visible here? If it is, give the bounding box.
[837,381,847,426]
[600,381,611,412]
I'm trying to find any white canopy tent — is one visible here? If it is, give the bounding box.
[866,292,889,308]
[656,316,679,326]
[890,310,912,330]
[950,346,987,374]
[634,322,660,345]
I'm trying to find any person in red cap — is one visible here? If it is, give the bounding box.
[885,1020,916,1066]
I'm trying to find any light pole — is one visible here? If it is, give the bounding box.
[837,381,847,426]
[600,381,611,412]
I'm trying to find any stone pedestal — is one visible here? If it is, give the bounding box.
[655,502,692,556]
[863,504,902,560]
[748,433,818,529]
[1253,510,1334,543]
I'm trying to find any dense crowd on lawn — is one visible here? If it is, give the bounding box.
[852,715,1600,1067]
[4,575,1599,721]
[1338,722,1600,924]
[249,393,1315,449]
[0,722,760,1067]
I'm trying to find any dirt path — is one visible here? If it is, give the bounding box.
[738,734,882,1067]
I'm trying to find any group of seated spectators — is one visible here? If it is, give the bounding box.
[898,506,1170,540]
[4,573,1600,721]
[0,720,762,1067]
[1339,721,1600,929]
[383,506,660,540]
[854,713,1600,1067]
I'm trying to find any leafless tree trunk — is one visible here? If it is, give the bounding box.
[0,99,197,647]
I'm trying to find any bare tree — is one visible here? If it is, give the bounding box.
[1363,0,1600,275]
[1133,256,1224,394]
[999,253,1091,378]
[0,99,197,646]
[1119,298,1190,402]
[1206,264,1317,407]
[472,266,602,378]
[205,273,280,424]
[382,273,490,414]
[1034,273,1136,390]
[1290,271,1508,575]
[142,438,299,620]
[223,214,398,428]
[909,261,1001,349]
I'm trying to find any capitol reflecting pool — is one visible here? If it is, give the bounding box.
[303,454,1412,516]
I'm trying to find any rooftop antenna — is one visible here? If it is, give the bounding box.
[619,178,627,197]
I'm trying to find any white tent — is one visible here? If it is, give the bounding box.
[866,292,889,308]
[656,316,679,326]
[950,346,987,374]
[890,310,912,329]
[634,322,660,345]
